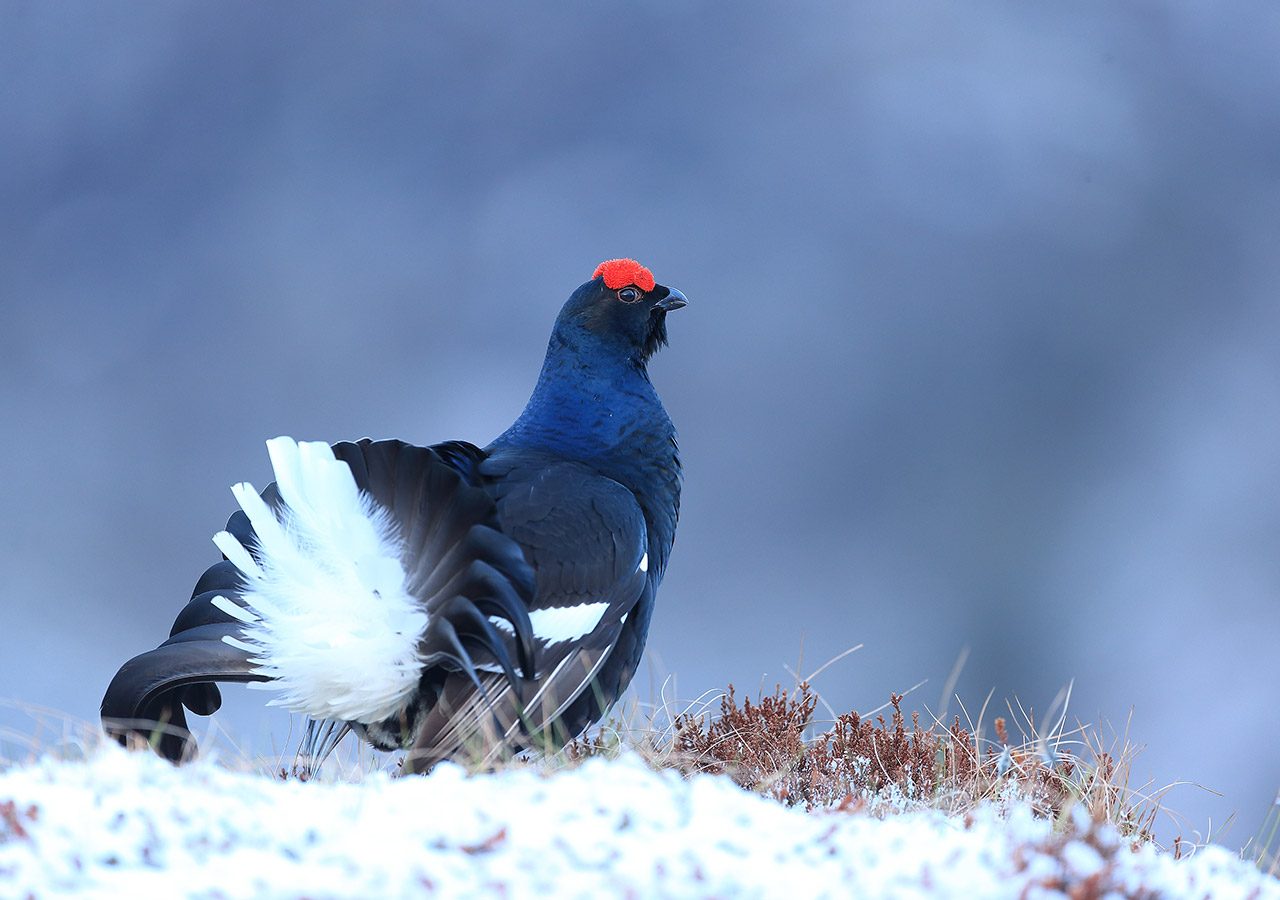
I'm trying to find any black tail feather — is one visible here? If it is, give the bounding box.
[101,622,267,761]
[169,589,250,637]
[190,560,244,598]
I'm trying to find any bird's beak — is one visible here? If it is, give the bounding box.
[655,288,688,312]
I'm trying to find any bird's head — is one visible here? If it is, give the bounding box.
[554,259,688,365]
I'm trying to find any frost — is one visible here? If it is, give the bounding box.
[0,746,1275,898]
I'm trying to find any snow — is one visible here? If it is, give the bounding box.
[1,746,1276,898]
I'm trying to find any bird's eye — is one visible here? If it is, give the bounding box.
[617,286,642,303]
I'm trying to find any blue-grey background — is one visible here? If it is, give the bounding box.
[3,2,1278,845]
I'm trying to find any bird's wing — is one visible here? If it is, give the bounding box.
[101,438,537,762]
[404,453,651,770]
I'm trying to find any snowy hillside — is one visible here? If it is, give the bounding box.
[1,746,1275,898]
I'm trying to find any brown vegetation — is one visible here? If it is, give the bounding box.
[567,681,1163,848]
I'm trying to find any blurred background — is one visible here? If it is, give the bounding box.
[3,1,1278,845]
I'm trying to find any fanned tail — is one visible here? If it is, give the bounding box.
[102,437,539,764]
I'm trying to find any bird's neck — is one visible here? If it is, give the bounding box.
[493,334,674,464]
[489,329,683,580]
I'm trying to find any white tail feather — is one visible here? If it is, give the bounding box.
[214,436,427,724]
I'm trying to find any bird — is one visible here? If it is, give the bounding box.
[101,258,686,773]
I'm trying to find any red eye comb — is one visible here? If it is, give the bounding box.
[593,259,656,292]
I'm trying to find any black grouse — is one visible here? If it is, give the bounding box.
[101,259,686,772]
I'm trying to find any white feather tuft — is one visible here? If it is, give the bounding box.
[214,436,427,724]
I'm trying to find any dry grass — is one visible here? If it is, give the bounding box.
[566,680,1173,851]
[1247,791,1280,879]
[559,682,1280,895]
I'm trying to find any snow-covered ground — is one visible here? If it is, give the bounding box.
[1,746,1275,898]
